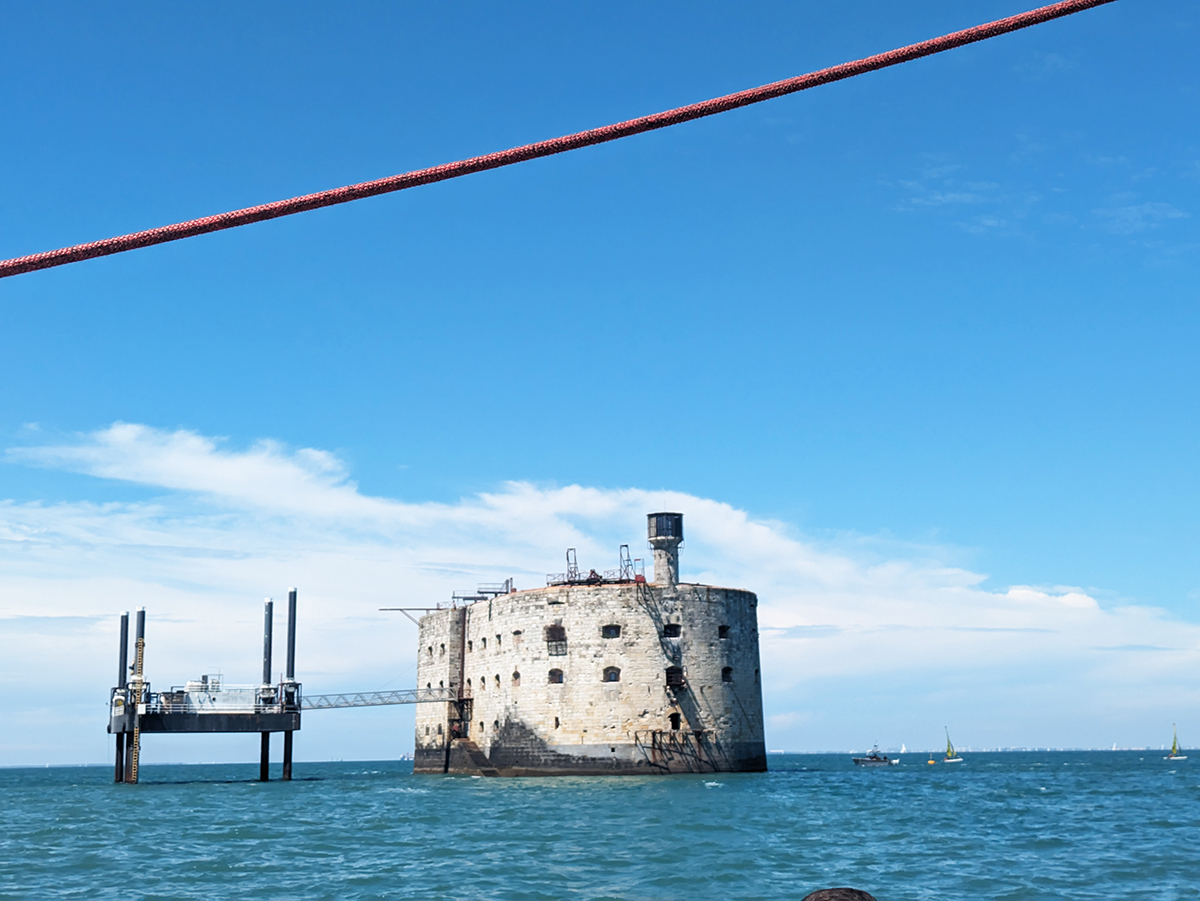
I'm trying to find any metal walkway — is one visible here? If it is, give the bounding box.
[301,687,456,710]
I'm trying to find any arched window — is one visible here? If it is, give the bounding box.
[721,667,733,683]
[494,674,500,686]
[439,643,445,656]
[481,637,487,649]
[548,669,564,684]
[479,721,485,732]
[718,625,730,639]
[493,719,500,731]
[601,624,621,639]
[662,623,681,638]
[437,723,443,734]
[466,678,472,689]
[603,666,621,683]
[665,666,685,688]
[468,640,473,652]
[427,646,433,657]
[512,671,521,686]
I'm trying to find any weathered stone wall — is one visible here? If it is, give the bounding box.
[414,579,766,776]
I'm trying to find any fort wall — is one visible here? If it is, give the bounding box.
[414,577,766,776]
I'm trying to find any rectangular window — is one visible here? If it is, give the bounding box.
[545,624,568,656]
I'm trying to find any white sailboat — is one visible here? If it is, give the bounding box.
[1164,724,1187,761]
[943,727,964,763]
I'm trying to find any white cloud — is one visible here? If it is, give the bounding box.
[3,423,1199,764]
[1092,201,1189,235]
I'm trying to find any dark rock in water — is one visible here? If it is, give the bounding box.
[801,890,878,901]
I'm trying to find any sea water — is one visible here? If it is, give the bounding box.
[1,752,1196,899]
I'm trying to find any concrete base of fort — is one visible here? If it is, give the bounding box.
[415,717,767,777]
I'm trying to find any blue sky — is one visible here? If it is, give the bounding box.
[1,1,1198,763]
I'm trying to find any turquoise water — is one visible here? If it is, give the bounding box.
[1,752,1197,899]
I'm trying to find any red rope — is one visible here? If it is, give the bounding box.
[0,0,1116,280]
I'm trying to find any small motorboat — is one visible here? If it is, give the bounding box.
[1165,724,1188,761]
[852,745,900,767]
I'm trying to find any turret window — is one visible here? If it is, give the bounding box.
[603,667,621,683]
[548,669,564,684]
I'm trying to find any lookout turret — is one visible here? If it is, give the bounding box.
[647,512,683,586]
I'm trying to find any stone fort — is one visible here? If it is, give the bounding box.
[414,513,766,776]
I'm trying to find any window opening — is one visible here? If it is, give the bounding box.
[439,643,445,656]
[603,666,621,683]
[665,666,685,688]
[468,640,473,652]
[554,716,560,729]
[601,624,621,639]
[670,712,681,730]
[512,671,521,686]
[662,623,681,638]
[718,625,730,639]
[721,667,733,683]
[545,624,568,656]
[548,669,564,684]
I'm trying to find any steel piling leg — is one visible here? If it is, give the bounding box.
[282,731,293,781]
[260,732,270,781]
[114,734,125,783]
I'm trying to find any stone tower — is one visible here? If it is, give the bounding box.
[647,512,683,586]
[413,512,767,776]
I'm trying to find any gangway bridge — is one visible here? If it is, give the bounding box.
[108,593,459,785]
[302,687,456,709]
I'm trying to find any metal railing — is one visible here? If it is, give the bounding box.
[110,682,303,716]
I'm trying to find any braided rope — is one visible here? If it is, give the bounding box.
[0,0,1116,280]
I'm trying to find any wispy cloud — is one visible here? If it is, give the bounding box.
[3,423,1199,762]
[1091,200,1189,235]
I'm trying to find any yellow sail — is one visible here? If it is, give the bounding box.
[1172,724,1180,757]
[945,727,957,759]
